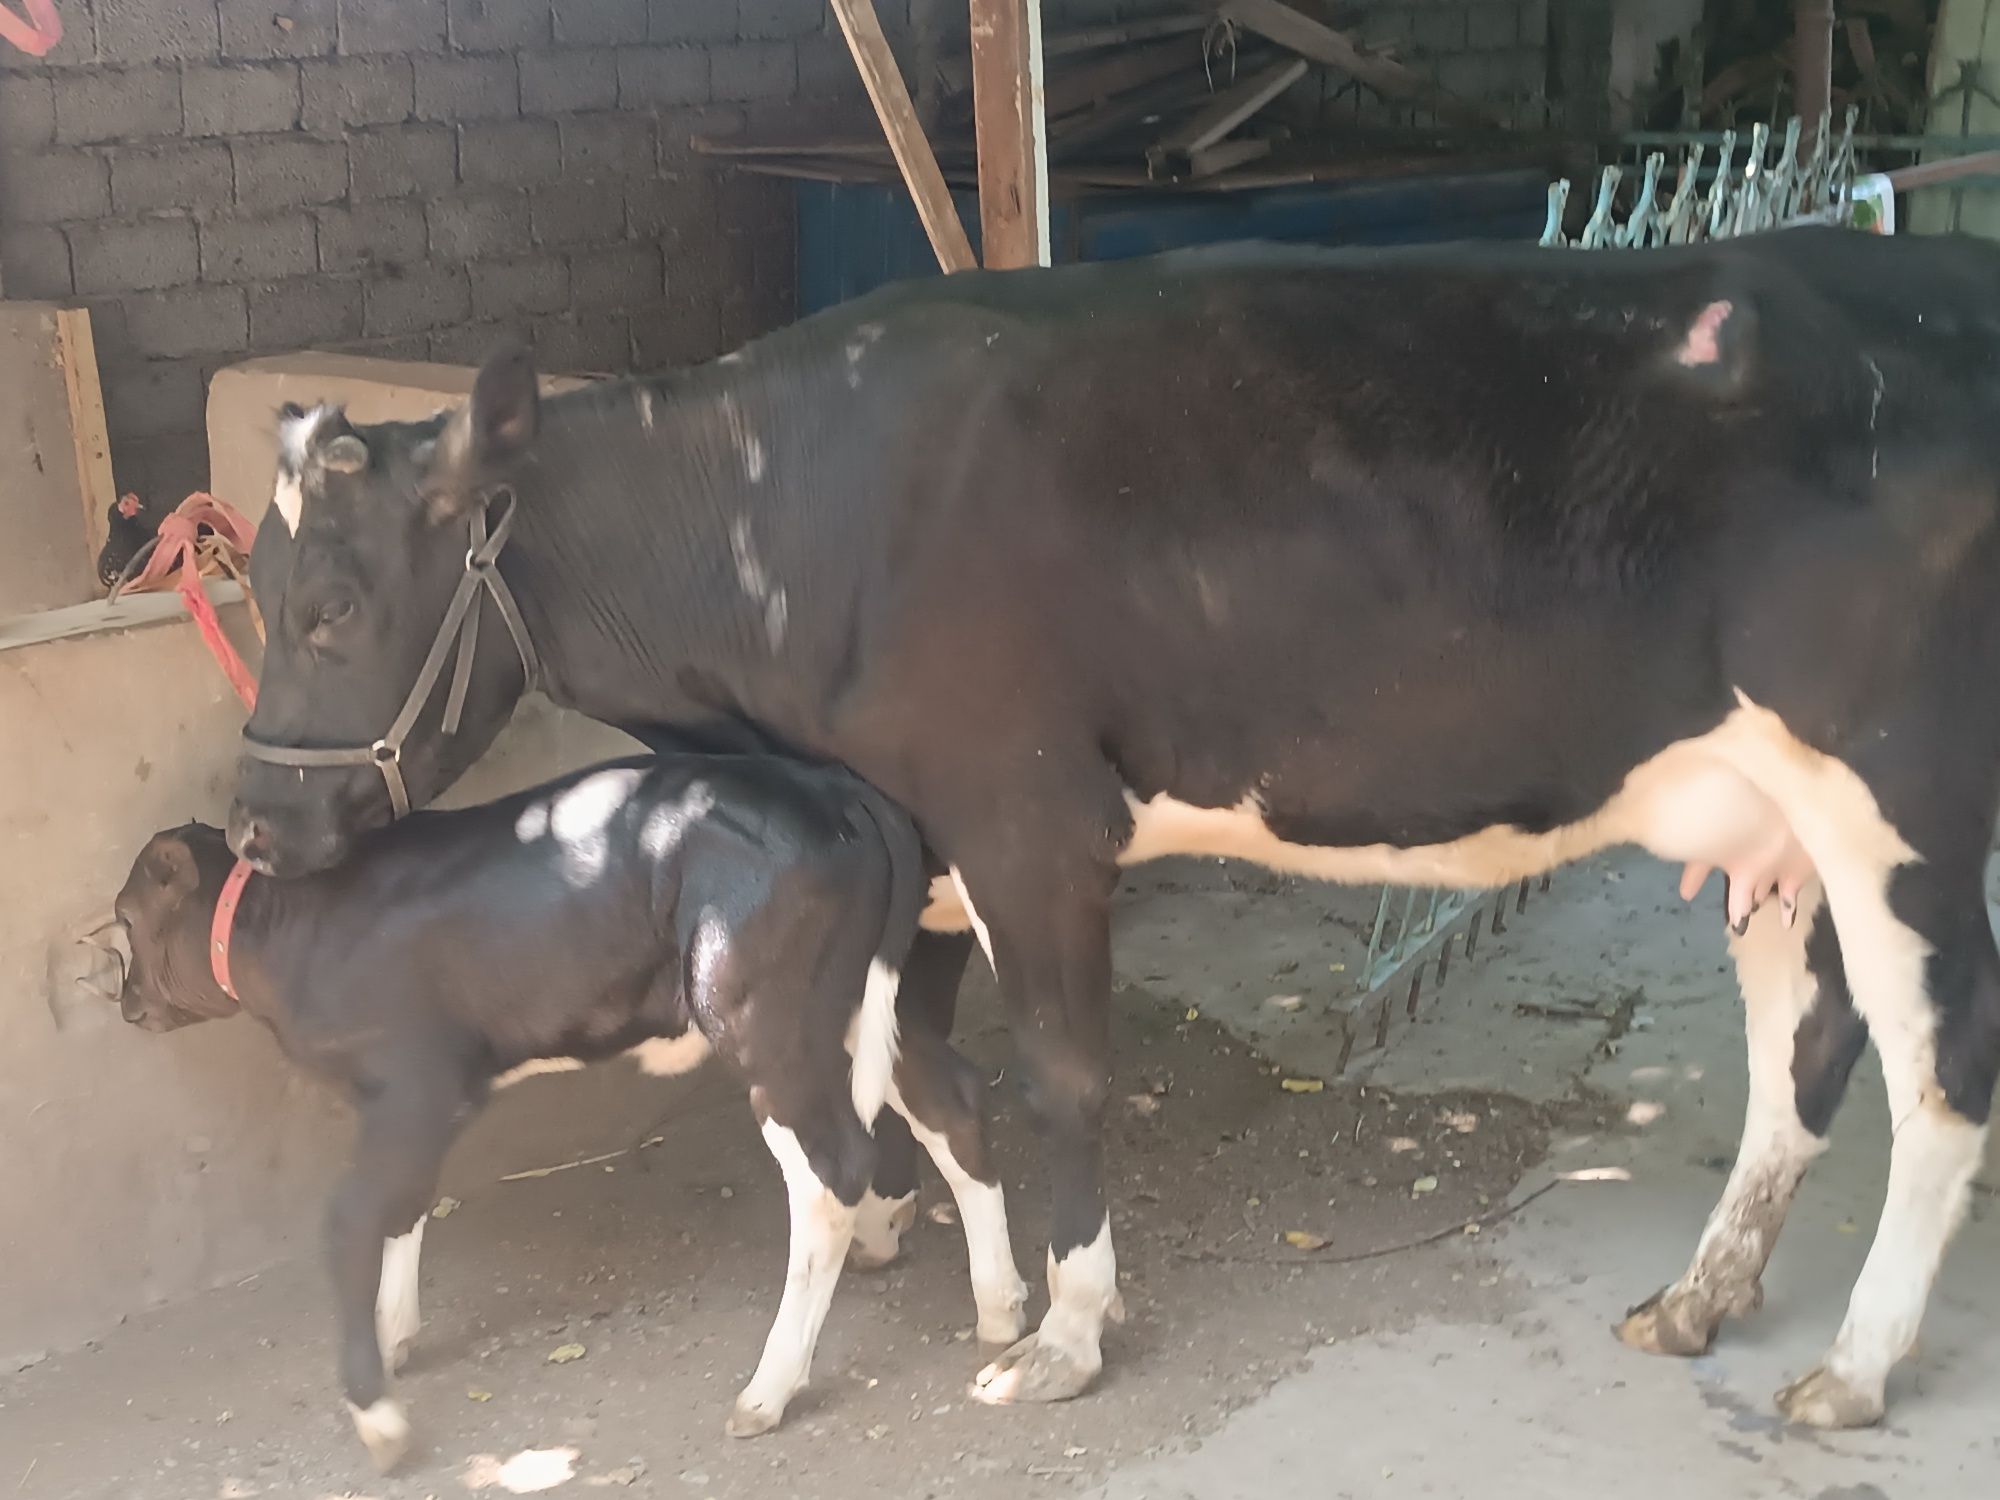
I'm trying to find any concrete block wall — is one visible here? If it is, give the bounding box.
[0,0,862,514]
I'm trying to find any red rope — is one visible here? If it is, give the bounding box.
[120,492,261,711]
[0,0,62,58]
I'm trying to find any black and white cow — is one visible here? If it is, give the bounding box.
[96,754,1026,1469]
[224,226,2000,1427]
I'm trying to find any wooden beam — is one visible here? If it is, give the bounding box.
[969,0,1052,269]
[828,0,977,274]
[1148,55,1306,160]
[1214,0,1498,129]
[55,308,117,570]
[935,13,1209,94]
[1793,0,1834,155]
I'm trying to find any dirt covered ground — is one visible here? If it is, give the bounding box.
[7,856,1997,1500]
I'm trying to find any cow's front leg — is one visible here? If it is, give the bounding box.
[326,1094,459,1472]
[1619,883,1866,1355]
[956,856,1123,1406]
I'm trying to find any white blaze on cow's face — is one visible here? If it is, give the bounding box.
[272,403,334,535]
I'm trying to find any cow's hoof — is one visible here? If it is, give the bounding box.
[1775,1367,1884,1430]
[725,1397,785,1439]
[970,1332,1101,1405]
[1614,1287,1719,1358]
[347,1396,412,1473]
[848,1191,917,1270]
[976,1305,1029,1355]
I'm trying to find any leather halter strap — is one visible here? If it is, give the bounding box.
[238,492,539,819]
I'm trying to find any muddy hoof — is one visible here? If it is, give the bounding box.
[1776,1367,1884,1430]
[347,1397,412,1473]
[847,1192,918,1270]
[1614,1287,1719,1358]
[846,1241,903,1271]
[971,1332,1101,1405]
[725,1397,785,1439]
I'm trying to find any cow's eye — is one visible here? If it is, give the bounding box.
[311,598,355,637]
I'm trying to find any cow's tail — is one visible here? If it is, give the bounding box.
[845,781,928,1125]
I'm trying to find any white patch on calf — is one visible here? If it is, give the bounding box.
[639,781,715,861]
[626,1031,712,1076]
[845,957,902,1123]
[491,1056,585,1090]
[376,1216,425,1374]
[548,768,642,888]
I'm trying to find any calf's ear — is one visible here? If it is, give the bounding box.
[420,342,541,521]
[143,833,199,897]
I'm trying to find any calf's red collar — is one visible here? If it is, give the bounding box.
[210,858,255,1001]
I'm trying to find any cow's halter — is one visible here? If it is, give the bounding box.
[239,490,541,819]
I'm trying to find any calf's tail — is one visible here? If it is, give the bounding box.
[844,782,929,1123]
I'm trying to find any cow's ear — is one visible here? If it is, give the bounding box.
[421,343,540,521]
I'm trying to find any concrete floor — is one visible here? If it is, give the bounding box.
[1099,852,2000,1500]
[4,853,1997,1499]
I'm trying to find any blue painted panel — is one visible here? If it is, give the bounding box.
[795,169,1547,316]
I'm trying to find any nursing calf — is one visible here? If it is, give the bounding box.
[99,755,1027,1470]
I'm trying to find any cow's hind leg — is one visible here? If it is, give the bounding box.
[889,1023,1029,1349]
[851,931,974,1269]
[1619,884,1867,1355]
[1774,861,1996,1428]
[729,1103,873,1438]
[1729,722,2000,1430]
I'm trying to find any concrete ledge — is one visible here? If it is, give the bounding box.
[0,580,245,656]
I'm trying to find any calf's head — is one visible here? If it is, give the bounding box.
[228,346,542,878]
[95,825,241,1033]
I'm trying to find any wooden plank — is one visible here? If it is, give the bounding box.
[828,0,978,273]
[1793,0,1834,154]
[1214,0,1498,128]
[1044,35,1205,120]
[1150,136,1274,182]
[1149,55,1306,158]
[0,303,113,613]
[56,309,118,570]
[935,13,1209,95]
[968,0,1052,269]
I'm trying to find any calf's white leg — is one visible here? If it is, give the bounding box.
[728,1119,860,1437]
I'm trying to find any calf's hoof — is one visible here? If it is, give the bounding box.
[1614,1287,1720,1358]
[970,1331,1101,1405]
[347,1396,412,1473]
[1775,1367,1884,1430]
[725,1395,786,1439]
[847,1191,918,1271]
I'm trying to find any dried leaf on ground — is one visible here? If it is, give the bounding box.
[1280,1077,1324,1094]
[546,1342,587,1365]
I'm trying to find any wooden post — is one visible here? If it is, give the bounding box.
[968,0,1051,269]
[1793,0,1834,157]
[828,0,978,274]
